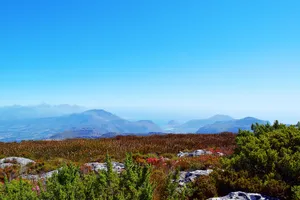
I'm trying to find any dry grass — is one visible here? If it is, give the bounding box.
[0,133,235,163]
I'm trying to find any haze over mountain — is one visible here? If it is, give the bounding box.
[0,104,273,141]
[0,109,163,141]
[0,104,86,120]
[163,120,181,131]
[171,115,234,133]
[196,117,269,133]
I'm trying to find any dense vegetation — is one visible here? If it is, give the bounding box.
[0,133,235,162]
[0,154,154,200]
[0,123,300,199]
[218,121,300,199]
[188,121,300,199]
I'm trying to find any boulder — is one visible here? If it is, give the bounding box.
[84,162,124,173]
[217,152,224,156]
[177,150,215,157]
[21,169,60,181]
[179,169,213,186]
[0,157,35,166]
[0,163,14,169]
[208,191,279,200]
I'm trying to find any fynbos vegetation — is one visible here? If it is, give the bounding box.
[0,122,299,199]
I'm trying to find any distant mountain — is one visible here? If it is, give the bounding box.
[167,120,180,126]
[0,109,163,141]
[173,115,234,133]
[0,104,86,120]
[134,120,163,133]
[196,117,269,133]
[163,120,181,132]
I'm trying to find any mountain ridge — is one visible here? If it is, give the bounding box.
[0,109,163,141]
[170,114,234,133]
[196,117,269,133]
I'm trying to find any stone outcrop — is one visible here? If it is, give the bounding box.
[0,157,35,168]
[179,169,213,186]
[177,150,213,157]
[84,162,125,173]
[207,191,279,200]
[21,169,60,181]
[0,157,125,180]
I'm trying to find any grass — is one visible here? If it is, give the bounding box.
[0,133,235,163]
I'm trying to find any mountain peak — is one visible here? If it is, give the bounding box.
[83,109,108,114]
[208,114,234,121]
[241,117,258,121]
[136,120,155,124]
[82,109,121,121]
[167,120,180,126]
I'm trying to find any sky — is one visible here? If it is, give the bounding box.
[0,0,299,123]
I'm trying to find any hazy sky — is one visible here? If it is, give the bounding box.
[0,1,299,123]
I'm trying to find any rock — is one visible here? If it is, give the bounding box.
[21,174,39,181]
[177,151,190,157]
[21,161,125,181]
[192,150,205,156]
[0,157,35,166]
[177,150,216,157]
[0,163,14,169]
[217,152,224,156]
[21,169,60,181]
[85,162,107,171]
[84,162,124,173]
[41,169,59,179]
[207,191,279,200]
[205,150,213,155]
[179,169,213,185]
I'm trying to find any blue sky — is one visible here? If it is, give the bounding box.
[0,0,299,123]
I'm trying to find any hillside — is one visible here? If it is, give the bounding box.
[196,117,269,133]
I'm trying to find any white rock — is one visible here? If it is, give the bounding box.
[0,157,35,166]
[41,169,59,179]
[177,151,190,157]
[205,150,213,155]
[207,191,278,200]
[21,174,39,181]
[179,169,213,185]
[193,150,206,156]
[177,150,218,157]
[22,168,61,181]
[0,163,14,169]
[217,152,225,156]
[84,162,124,173]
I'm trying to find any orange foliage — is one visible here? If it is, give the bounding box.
[0,133,235,164]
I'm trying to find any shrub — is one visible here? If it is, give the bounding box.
[220,121,300,199]
[0,178,38,200]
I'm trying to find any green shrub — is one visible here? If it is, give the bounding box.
[0,178,38,200]
[220,121,300,199]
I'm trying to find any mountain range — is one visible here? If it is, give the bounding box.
[167,115,234,133]
[0,104,270,142]
[196,117,269,133]
[0,109,162,141]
